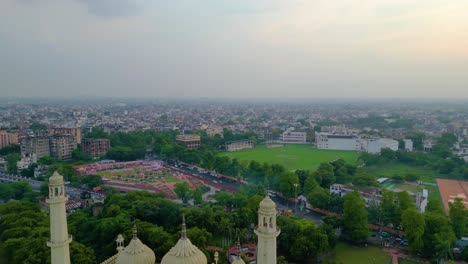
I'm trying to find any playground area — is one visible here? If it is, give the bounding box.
[74,160,206,199]
[221,144,359,171]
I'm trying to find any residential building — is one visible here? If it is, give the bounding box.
[281,131,307,143]
[315,132,362,151]
[176,134,201,150]
[329,183,428,213]
[403,139,413,151]
[367,138,399,154]
[82,138,110,158]
[0,130,19,148]
[50,128,82,144]
[50,134,77,160]
[20,134,50,159]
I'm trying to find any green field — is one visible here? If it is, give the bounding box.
[220,144,360,171]
[362,163,440,183]
[324,242,391,264]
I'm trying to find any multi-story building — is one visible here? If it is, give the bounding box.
[20,134,50,160]
[315,132,362,151]
[176,134,201,150]
[0,130,19,148]
[366,138,399,154]
[82,138,110,158]
[329,183,428,213]
[281,131,307,143]
[50,128,82,144]
[225,140,254,152]
[50,134,77,160]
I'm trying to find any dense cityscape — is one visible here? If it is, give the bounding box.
[0,98,467,264]
[2,0,468,264]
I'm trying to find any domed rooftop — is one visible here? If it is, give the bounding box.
[231,239,245,264]
[49,171,64,186]
[259,194,276,211]
[232,258,246,264]
[160,216,207,264]
[115,226,156,264]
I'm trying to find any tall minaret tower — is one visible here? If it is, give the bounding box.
[254,194,280,264]
[46,171,72,264]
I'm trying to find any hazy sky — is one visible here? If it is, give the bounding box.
[1,0,468,98]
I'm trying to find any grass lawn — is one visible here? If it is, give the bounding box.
[398,259,420,264]
[361,163,439,183]
[325,242,391,264]
[220,144,360,171]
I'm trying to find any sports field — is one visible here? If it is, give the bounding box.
[220,144,359,171]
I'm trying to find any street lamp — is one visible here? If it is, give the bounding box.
[293,183,299,212]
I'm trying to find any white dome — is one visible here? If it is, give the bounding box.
[115,237,156,264]
[49,171,64,186]
[160,237,207,264]
[232,257,246,264]
[115,226,156,264]
[259,195,276,211]
[161,216,207,264]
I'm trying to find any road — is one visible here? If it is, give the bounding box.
[164,159,325,225]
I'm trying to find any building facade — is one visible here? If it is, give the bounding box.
[50,128,82,144]
[0,130,19,148]
[82,138,111,158]
[366,138,399,154]
[315,132,362,151]
[225,140,254,152]
[281,131,307,143]
[176,134,201,150]
[20,135,50,160]
[50,134,77,160]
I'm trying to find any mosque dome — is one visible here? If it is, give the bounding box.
[49,171,64,185]
[232,258,246,264]
[160,216,207,264]
[259,195,276,212]
[115,227,156,264]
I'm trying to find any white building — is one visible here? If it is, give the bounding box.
[315,132,362,151]
[403,139,413,151]
[366,138,399,154]
[282,131,307,143]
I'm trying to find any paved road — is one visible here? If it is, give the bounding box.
[163,159,325,225]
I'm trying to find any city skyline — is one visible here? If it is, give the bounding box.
[1,0,468,98]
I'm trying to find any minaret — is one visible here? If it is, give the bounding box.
[254,194,280,264]
[46,171,72,264]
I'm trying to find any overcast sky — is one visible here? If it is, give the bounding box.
[1,0,468,99]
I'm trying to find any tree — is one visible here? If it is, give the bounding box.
[279,172,299,198]
[174,182,191,203]
[422,212,456,259]
[6,153,20,174]
[395,191,416,226]
[448,197,467,239]
[29,122,47,131]
[192,188,203,205]
[401,208,425,254]
[341,191,369,243]
[351,173,377,187]
[0,144,20,155]
[380,189,396,226]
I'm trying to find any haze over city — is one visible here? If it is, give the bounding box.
[1,0,468,99]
